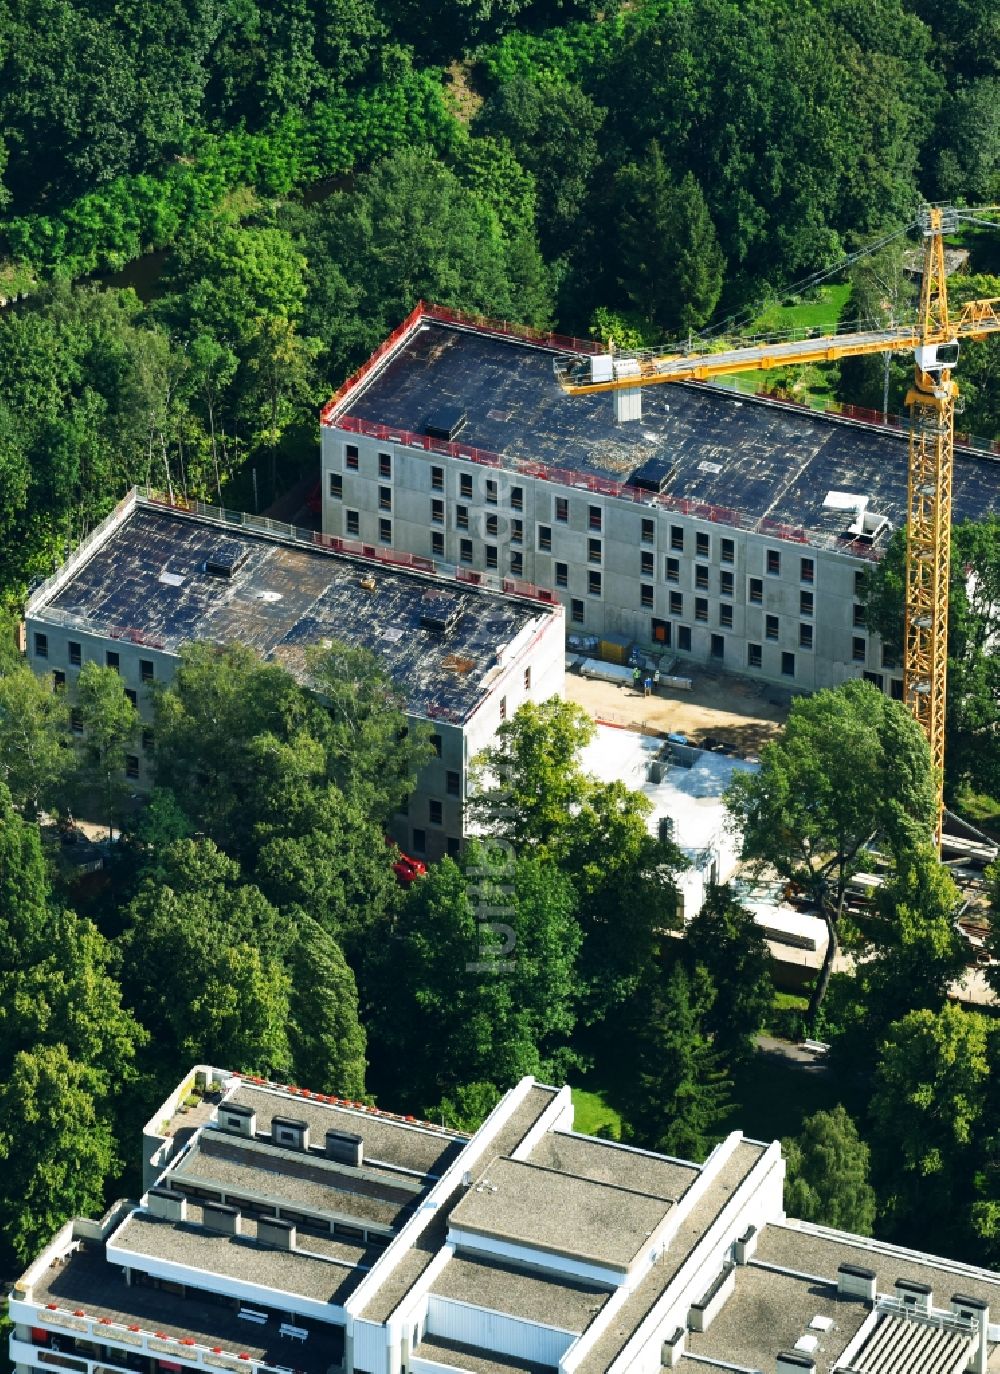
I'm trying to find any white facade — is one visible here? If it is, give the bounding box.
[11,1066,1000,1374]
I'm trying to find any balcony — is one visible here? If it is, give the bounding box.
[16,1252,344,1374]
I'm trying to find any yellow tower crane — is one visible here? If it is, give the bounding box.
[555,204,1000,836]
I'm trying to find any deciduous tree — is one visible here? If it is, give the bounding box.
[0,1044,119,1265]
[287,915,367,1098]
[871,1003,990,1244]
[783,1106,876,1235]
[726,681,935,1022]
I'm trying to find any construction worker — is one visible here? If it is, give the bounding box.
[653,668,661,693]
[632,665,641,693]
[644,675,652,697]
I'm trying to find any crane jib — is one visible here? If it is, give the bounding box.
[555,205,1000,847]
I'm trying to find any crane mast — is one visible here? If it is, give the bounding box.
[555,206,1000,840]
[904,206,959,833]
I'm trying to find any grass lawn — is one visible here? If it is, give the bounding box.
[750,283,852,335]
[954,786,1000,842]
[723,283,852,408]
[571,1086,622,1139]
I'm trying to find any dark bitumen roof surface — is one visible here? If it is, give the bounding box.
[342,321,1000,549]
[37,501,552,722]
[31,1249,345,1373]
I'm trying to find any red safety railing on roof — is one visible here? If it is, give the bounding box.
[420,301,603,356]
[319,301,426,425]
[320,300,1000,461]
[319,301,603,426]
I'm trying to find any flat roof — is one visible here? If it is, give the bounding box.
[574,1139,766,1374]
[171,1132,417,1232]
[754,1222,1000,1312]
[527,1131,698,1202]
[31,497,555,724]
[338,319,1000,554]
[682,1264,869,1374]
[110,1207,372,1305]
[430,1253,610,1332]
[413,1334,555,1374]
[448,1157,672,1271]
[224,1082,465,1179]
[30,1249,343,1374]
[359,1086,560,1324]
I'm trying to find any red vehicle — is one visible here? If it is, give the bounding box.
[385,837,427,887]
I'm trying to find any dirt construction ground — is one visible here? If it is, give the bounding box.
[565,665,789,756]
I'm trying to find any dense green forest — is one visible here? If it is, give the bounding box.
[2,640,999,1274]
[0,0,998,604]
[1,0,1000,1291]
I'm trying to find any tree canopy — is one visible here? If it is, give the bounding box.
[726,680,936,1019]
[783,1106,876,1235]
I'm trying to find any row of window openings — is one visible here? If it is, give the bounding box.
[343,445,393,479]
[410,829,462,858]
[35,635,156,680]
[338,455,535,513]
[332,470,875,607]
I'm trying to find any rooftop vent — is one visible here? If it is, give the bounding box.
[776,1353,815,1374]
[837,1263,877,1302]
[271,1116,309,1152]
[630,455,677,494]
[218,1103,256,1139]
[420,594,462,636]
[424,406,466,441]
[202,1202,241,1237]
[325,1129,363,1168]
[895,1277,932,1313]
[257,1216,296,1252]
[205,542,247,579]
[823,491,889,541]
[147,1187,187,1223]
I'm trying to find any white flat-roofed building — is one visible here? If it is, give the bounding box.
[320,303,1000,699]
[10,1066,1000,1374]
[23,488,564,862]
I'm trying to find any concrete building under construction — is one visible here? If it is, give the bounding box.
[23,489,564,861]
[320,304,1000,695]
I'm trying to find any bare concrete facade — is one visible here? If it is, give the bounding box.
[24,490,565,861]
[320,309,1000,699]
